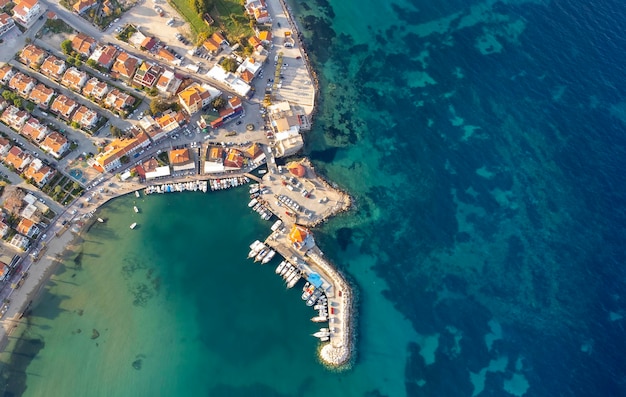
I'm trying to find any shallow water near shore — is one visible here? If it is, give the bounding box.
[2,0,626,395]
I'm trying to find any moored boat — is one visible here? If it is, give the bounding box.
[261,249,275,264]
[311,316,328,323]
[275,261,286,274]
[255,248,268,262]
[130,222,137,229]
[97,218,105,223]
[248,198,258,208]
[134,206,139,213]
[135,191,140,198]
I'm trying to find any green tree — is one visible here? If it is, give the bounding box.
[12,98,21,108]
[110,125,122,137]
[72,182,80,190]
[87,59,97,68]
[74,58,83,67]
[61,39,73,55]
[54,185,62,195]
[25,102,34,112]
[66,56,75,66]
[196,31,209,46]
[148,87,158,97]
[149,98,171,114]
[211,96,226,110]
[71,121,80,129]
[120,155,129,164]
[221,57,237,73]
[1,91,11,100]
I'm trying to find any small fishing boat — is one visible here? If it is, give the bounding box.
[133,206,139,213]
[130,223,137,229]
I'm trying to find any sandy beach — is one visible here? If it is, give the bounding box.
[0,229,79,352]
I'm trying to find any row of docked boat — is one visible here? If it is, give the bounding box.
[145,181,208,195]
[312,328,330,341]
[275,260,301,289]
[210,176,249,191]
[249,199,273,221]
[248,240,276,264]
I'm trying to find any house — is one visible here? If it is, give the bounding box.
[28,83,55,108]
[239,69,254,84]
[157,48,176,62]
[246,0,270,24]
[138,115,162,140]
[17,217,39,238]
[208,96,244,129]
[61,67,88,91]
[169,148,195,172]
[40,131,69,158]
[40,55,67,80]
[258,30,272,44]
[88,45,118,70]
[20,117,49,141]
[0,98,7,113]
[82,77,109,101]
[248,36,262,49]
[101,0,113,16]
[132,62,163,88]
[71,105,98,129]
[142,157,170,180]
[140,36,157,51]
[23,159,55,186]
[12,0,41,28]
[19,44,46,68]
[1,106,29,130]
[112,52,140,81]
[71,33,96,57]
[8,72,36,97]
[50,95,79,120]
[204,145,225,173]
[206,65,251,98]
[94,129,149,172]
[0,12,15,37]
[4,146,33,170]
[155,110,185,134]
[46,10,57,19]
[237,57,263,77]
[10,234,29,250]
[73,0,97,14]
[178,83,220,115]
[223,148,245,170]
[104,89,135,112]
[202,38,221,55]
[0,221,9,239]
[243,142,265,162]
[0,64,15,84]
[155,69,182,96]
[0,137,11,155]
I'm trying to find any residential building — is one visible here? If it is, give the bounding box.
[17,217,38,238]
[208,96,244,129]
[237,57,263,77]
[0,98,6,113]
[169,148,195,172]
[1,106,29,130]
[23,159,55,186]
[246,0,271,24]
[248,36,262,50]
[243,142,265,162]
[82,77,109,101]
[61,67,88,91]
[0,221,9,239]
[88,44,118,70]
[20,117,49,141]
[204,145,225,173]
[4,146,33,170]
[73,0,96,14]
[157,48,176,63]
[40,131,69,158]
[258,30,272,44]
[28,83,55,108]
[138,115,162,140]
[202,38,221,55]
[71,105,98,129]
[10,234,29,250]
[155,110,185,134]
[12,0,41,28]
[104,89,135,112]
[40,55,67,80]
[0,12,15,37]
[0,64,15,84]
[71,33,96,57]
[178,83,220,115]
[50,95,79,120]
[142,157,170,180]
[93,129,149,172]
[155,69,182,96]
[8,72,36,97]
[111,52,140,81]
[19,44,46,68]
[132,62,163,88]
[0,137,11,155]
[239,69,254,84]
[206,65,251,98]
[223,148,245,170]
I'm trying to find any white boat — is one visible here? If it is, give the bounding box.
[255,248,268,262]
[280,264,291,276]
[135,191,140,198]
[275,261,286,274]
[249,187,259,194]
[249,240,262,250]
[283,266,295,280]
[313,330,330,338]
[248,198,258,208]
[271,220,283,231]
[261,250,275,264]
[320,336,330,342]
[133,206,139,213]
[248,242,264,258]
[130,223,137,229]
[97,218,104,223]
[287,273,300,288]
[258,169,267,174]
[311,316,328,323]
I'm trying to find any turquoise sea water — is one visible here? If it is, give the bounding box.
[3,0,626,395]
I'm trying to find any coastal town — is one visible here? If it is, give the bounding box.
[0,0,354,368]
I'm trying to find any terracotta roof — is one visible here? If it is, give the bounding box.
[258,31,271,42]
[212,32,226,44]
[16,0,38,8]
[71,33,96,57]
[112,52,139,79]
[0,0,10,8]
[46,11,56,19]
[157,48,175,61]
[50,95,78,119]
[20,44,46,67]
[41,131,68,156]
[5,146,32,170]
[0,64,15,83]
[20,117,49,141]
[24,162,54,184]
[40,55,66,78]
[223,148,244,168]
[287,162,306,177]
[1,106,29,129]
[178,83,210,111]
[104,89,135,111]
[289,225,309,243]
[73,0,96,13]
[169,148,192,165]
[71,105,98,128]
[28,83,54,107]
[8,72,36,95]
[240,69,254,83]
[133,62,163,87]
[82,77,109,100]
[141,157,159,172]
[202,38,220,52]
[141,37,157,50]
[61,67,88,90]
[16,218,35,235]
